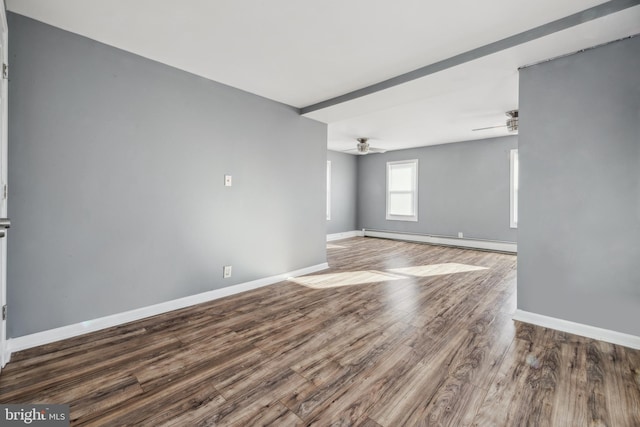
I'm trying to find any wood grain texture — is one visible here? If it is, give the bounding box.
[1,237,639,426]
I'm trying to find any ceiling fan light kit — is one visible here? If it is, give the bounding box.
[356,137,370,154]
[506,110,519,132]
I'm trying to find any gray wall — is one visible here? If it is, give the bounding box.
[7,13,327,337]
[357,136,518,242]
[327,150,358,234]
[518,36,640,336]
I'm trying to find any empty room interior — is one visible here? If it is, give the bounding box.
[0,0,639,425]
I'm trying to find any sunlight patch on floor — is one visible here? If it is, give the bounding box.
[388,263,488,277]
[291,263,488,289]
[290,270,404,289]
[326,243,346,249]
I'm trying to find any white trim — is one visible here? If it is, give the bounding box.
[363,230,517,253]
[386,159,418,222]
[327,230,363,241]
[6,263,329,356]
[510,149,518,229]
[513,309,640,350]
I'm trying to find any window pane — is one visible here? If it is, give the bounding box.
[389,164,414,191]
[326,161,331,220]
[513,189,518,225]
[513,152,518,224]
[386,159,418,221]
[513,152,519,191]
[389,193,414,216]
[510,149,518,228]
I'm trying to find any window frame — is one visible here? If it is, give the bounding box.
[386,159,419,222]
[510,149,518,228]
[326,160,331,221]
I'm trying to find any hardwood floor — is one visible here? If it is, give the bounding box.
[1,237,639,426]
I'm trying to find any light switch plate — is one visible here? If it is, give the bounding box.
[224,175,232,187]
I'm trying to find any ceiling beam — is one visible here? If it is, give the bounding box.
[300,0,640,115]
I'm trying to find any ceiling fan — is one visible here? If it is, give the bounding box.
[343,138,387,155]
[472,110,519,133]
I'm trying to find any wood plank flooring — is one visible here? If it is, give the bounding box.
[1,237,639,426]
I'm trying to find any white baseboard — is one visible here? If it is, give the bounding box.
[6,262,329,358]
[327,230,364,241]
[363,230,517,253]
[513,309,640,350]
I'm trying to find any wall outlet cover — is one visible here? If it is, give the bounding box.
[223,265,232,278]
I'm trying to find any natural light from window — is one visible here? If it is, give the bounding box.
[290,270,404,288]
[387,159,418,221]
[510,149,518,228]
[326,160,331,220]
[387,263,488,277]
[326,243,346,250]
[290,263,487,289]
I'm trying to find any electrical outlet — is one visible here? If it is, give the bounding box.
[458,232,464,238]
[224,175,232,187]
[223,265,232,278]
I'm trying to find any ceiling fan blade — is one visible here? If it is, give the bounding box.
[342,148,368,155]
[472,125,507,131]
[368,147,387,153]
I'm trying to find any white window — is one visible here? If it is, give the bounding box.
[326,160,331,220]
[510,149,519,228]
[386,159,418,221]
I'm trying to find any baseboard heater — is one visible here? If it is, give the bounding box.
[362,229,517,254]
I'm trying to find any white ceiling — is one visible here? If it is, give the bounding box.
[7,0,640,152]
